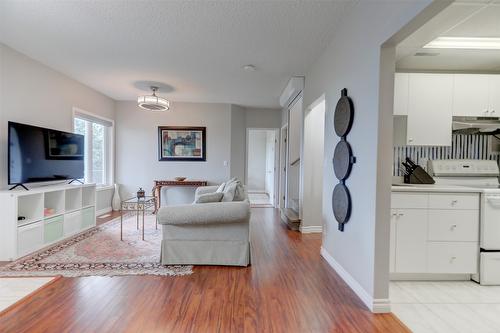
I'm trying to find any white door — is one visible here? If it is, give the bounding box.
[395,209,428,273]
[488,75,500,116]
[265,131,276,204]
[279,126,288,209]
[481,195,500,250]
[393,73,409,116]
[407,73,453,146]
[453,74,490,117]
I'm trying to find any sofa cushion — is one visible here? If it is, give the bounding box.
[222,181,237,202]
[195,192,224,204]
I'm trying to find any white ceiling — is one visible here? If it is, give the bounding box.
[0,1,354,108]
[396,1,500,72]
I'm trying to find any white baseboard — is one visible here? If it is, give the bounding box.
[300,225,322,234]
[390,273,471,281]
[96,207,112,217]
[320,246,391,313]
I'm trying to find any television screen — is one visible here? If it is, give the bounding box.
[8,121,84,185]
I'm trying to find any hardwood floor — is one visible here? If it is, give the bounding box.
[0,208,409,333]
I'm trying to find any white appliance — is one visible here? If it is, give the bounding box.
[428,159,500,285]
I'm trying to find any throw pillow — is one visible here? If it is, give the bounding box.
[216,183,225,193]
[195,192,224,204]
[221,181,238,202]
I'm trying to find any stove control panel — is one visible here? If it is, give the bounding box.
[428,159,500,177]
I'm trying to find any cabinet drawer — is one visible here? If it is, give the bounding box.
[81,207,95,229]
[64,211,82,237]
[428,210,479,242]
[428,193,479,210]
[427,242,478,274]
[391,193,428,209]
[18,221,44,257]
[44,215,64,244]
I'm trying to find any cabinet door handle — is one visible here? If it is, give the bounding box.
[491,110,496,115]
[451,200,458,205]
[450,224,457,231]
[484,110,490,115]
[397,213,405,217]
[450,256,457,263]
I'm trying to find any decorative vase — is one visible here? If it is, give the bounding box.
[112,184,121,211]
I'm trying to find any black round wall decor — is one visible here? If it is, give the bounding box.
[334,89,354,137]
[332,88,356,232]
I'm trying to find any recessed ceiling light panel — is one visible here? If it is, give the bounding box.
[424,37,500,50]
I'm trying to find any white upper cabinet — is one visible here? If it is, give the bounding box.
[489,75,500,116]
[453,74,490,117]
[407,73,453,146]
[394,73,409,116]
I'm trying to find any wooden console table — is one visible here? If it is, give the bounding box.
[152,180,208,212]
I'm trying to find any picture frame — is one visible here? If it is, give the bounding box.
[158,126,206,161]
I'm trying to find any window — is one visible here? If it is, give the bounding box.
[73,109,114,186]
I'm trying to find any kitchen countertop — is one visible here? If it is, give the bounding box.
[391,184,483,193]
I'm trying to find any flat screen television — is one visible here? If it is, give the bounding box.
[8,121,84,186]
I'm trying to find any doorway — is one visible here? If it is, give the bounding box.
[246,128,279,207]
[301,97,325,233]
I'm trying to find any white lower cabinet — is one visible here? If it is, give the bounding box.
[427,242,478,273]
[18,221,44,257]
[390,192,480,275]
[394,209,427,273]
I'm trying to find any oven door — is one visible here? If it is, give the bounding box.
[481,194,500,250]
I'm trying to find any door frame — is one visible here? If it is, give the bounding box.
[279,124,288,210]
[245,128,280,207]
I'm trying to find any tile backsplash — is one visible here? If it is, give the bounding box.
[393,134,500,176]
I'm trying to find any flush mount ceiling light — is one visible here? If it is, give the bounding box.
[137,86,170,111]
[424,37,500,50]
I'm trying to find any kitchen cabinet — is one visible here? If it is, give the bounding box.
[489,75,500,115]
[390,191,479,276]
[393,73,409,116]
[394,209,428,273]
[407,73,453,146]
[453,74,490,117]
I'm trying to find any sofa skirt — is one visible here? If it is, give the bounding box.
[160,223,251,266]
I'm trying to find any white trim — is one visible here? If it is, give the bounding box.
[96,207,112,217]
[96,185,114,192]
[299,225,323,234]
[320,246,391,313]
[390,273,471,281]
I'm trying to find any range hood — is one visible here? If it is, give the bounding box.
[452,116,500,135]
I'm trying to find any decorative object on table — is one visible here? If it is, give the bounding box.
[401,157,435,184]
[174,177,187,181]
[158,126,206,161]
[332,88,356,232]
[152,179,208,213]
[137,187,145,198]
[112,183,121,211]
[0,216,193,277]
[120,196,157,241]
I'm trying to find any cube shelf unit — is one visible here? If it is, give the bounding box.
[0,183,96,261]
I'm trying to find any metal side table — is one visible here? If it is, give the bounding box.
[120,196,157,241]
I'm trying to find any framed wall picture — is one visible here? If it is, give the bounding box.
[158,126,206,161]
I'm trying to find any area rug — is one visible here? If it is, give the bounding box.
[0,215,193,277]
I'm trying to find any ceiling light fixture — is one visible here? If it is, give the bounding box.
[137,86,170,111]
[423,37,500,50]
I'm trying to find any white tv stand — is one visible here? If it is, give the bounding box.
[0,183,96,261]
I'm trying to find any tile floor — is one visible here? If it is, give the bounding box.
[0,277,55,312]
[391,281,500,333]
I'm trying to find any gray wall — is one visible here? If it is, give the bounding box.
[304,0,433,305]
[115,101,232,204]
[0,43,115,210]
[230,105,246,181]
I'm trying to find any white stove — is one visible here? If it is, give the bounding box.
[428,159,500,285]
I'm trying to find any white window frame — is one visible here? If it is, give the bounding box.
[72,107,114,189]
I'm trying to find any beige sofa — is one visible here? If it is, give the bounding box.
[156,185,251,266]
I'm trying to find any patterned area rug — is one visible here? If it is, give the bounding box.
[0,215,193,277]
